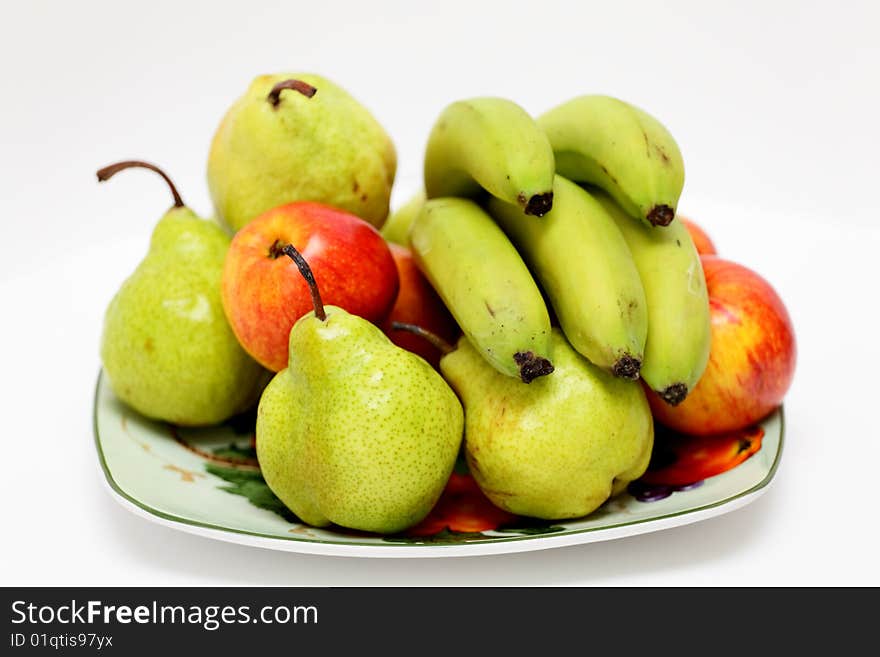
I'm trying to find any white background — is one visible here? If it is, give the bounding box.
[1,0,878,586]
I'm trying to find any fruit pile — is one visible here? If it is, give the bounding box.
[98,73,796,535]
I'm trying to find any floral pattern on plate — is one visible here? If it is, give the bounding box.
[94,372,783,557]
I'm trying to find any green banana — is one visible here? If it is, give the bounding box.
[538,95,684,228]
[594,190,710,405]
[487,175,647,379]
[380,189,425,245]
[423,98,555,217]
[409,197,554,382]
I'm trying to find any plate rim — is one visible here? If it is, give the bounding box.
[93,372,785,558]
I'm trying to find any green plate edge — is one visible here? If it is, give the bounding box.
[93,371,785,551]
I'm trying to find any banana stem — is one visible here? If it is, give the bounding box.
[390,322,455,355]
[512,351,555,383]
[521,191,554,217]
[611,354,642,380]
[267,79,317,107]
[281,244,326,322]
[96,160,184,208]
[647,204,675,227]
[658,382,688,406]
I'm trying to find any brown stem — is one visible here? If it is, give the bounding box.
[522,191,554,217]
[512,351,554,383]
[281,244,326,321]
[267,79,317,107]
[169,427,259,470]
[658,382,688,406]
[612,354,642,380]
[647,204,675,227]
[391,322,455,355]
[96,160,185,208]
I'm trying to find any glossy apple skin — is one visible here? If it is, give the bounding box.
[381,244,459,369]
[222,202,398,371]
[681,217,718,256]
[647,256,796,436]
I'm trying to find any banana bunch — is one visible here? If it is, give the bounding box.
[593,190,710,404]
[488,175,646,379]
[407,94,709,405]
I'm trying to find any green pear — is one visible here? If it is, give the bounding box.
[380,189,425,245]
[99,161,269,426]
[256,245,463,534]
[441,329,654,520]
[207,74,396,232]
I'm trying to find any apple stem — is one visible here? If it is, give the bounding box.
[281,244,327,322]
[96,160,185,208]
[267,79,317,107]
[390,322,455,355]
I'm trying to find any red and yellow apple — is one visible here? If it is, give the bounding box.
[381,244,459,368]
[647,256,796,436]
[681,217,718,256]
[222,202,398,371]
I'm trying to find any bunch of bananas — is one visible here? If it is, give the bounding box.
[392,95,711,406]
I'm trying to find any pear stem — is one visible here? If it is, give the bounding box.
[390,322,455,355]
[267,79,318,107]
[281,244,326,322]
[96,160,185,208]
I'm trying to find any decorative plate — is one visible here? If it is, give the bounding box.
[93,372,784,558]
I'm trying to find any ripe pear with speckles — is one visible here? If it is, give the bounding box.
[441,329,654,520]
[256,245,463,534]
[98,161,268,426]
[207,74,396,232]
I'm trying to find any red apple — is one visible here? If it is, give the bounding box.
[222,202,398,371]
[681,217,718,256]
[381,244,459,368]
[647,256,796,436]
